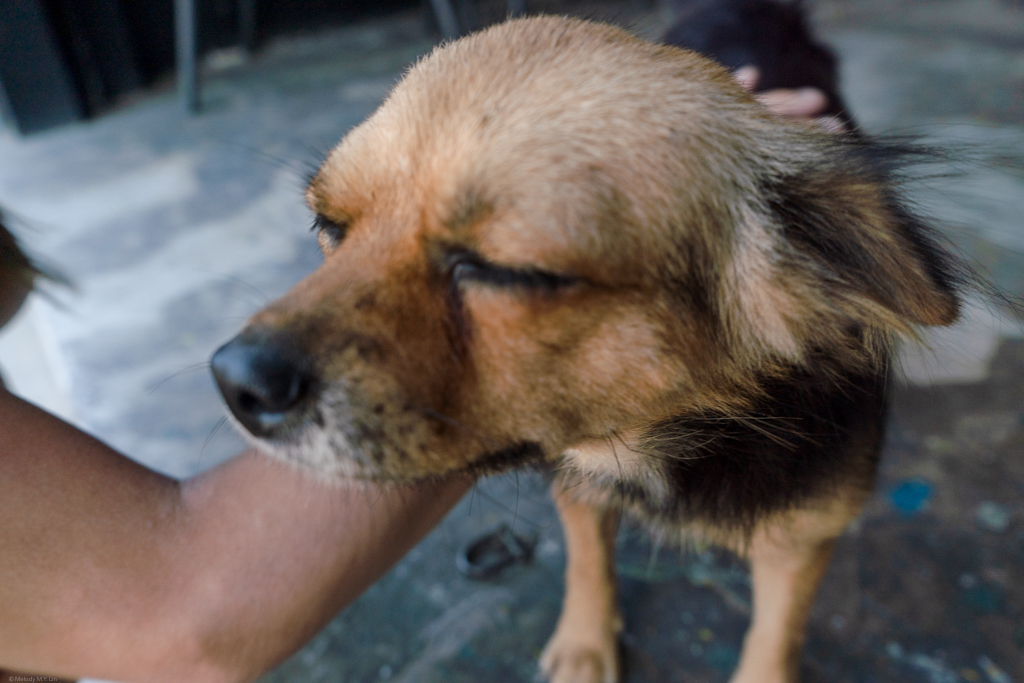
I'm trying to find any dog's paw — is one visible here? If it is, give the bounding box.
[729,670,791,683]
[728,659,793,683]
[539,629,620,683]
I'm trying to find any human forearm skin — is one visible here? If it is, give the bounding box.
[0,389,470,683]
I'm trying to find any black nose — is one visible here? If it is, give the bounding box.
[211,330,317,439]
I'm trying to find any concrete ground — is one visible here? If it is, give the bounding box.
[0,0,1023,681]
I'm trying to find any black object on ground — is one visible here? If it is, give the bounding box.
[456,523,538,580]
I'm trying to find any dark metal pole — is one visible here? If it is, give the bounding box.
[174,0,199,114]
[429,0,460,40]
[239,0,257,53]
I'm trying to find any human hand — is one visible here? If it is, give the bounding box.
[734,66,846,133]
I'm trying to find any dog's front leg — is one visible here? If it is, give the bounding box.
[730,532,835,683]
[540,481,621,683]
[730,497,861,683]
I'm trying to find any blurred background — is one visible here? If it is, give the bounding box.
[1,0,1024,681]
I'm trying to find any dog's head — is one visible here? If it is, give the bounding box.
[211,17,962,481]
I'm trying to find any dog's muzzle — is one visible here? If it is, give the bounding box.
[211,328,318,440]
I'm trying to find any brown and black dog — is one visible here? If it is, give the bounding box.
[211,16,967,683]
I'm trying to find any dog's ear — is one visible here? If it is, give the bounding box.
[765,138,964,335]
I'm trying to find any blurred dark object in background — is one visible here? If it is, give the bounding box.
[0,0,844,134]
[0,0,86,134]
[663,0,854,126]
[0,0,418,134]
[0,214,39,332]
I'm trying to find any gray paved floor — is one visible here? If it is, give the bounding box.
[1,1,1023,681]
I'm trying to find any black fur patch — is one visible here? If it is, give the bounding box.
[470,440,547,475]
[634,364,887,532]
[768,137,969,322]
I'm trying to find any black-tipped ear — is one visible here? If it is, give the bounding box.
[767,139,964,329]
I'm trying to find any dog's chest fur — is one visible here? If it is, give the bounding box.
[558,362,887,540]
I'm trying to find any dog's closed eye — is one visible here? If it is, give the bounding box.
[312,213,350,250]
[445,248,578,292]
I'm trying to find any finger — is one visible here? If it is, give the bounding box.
[733,65,760,92]
[757,87,829,118]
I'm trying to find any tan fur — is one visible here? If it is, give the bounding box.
[541,483,623,683]
[253,17,956,482]
[728,209,803,360]
[554,437,870,683]
[222,16,966,682]
[732,492,867,683]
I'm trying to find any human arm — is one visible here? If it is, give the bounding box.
[0,388,470,683]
